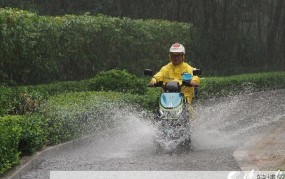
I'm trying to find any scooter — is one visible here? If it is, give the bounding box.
[144,69,201,153]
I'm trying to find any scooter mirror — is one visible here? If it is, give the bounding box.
[193,68,202,76]
[144,69,153,76]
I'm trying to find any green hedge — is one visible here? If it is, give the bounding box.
[0,87,15,116]
[123,88,160,110]
[0,116,22,175]
[199,72,285,98]
[0,86,49,117]
[0,114,48,175]
[1,71,285,117]
[42,91,130,145]
[18,114,47,155]
[0,8,193,85]
[89,69,147,95]
[1,8,283,86]
[0,69,145,117]
[19,90,157,146]
[40,90,162,145]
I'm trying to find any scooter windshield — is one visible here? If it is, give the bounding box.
[160,93,183,108]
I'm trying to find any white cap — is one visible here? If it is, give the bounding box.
[169,43,185,54]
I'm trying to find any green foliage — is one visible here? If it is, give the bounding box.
[0,86,47,116]
[18,114,47,155]
[199,72,285,97]
[0,114,47,174]
[0,70,143,116]
[1,3,284,85]
[89,69,147,95]
[42,91,126,145]
[32,80,90,97]
[0,116,22,175]
[0,87,15,116]
[0,8,193,85]
[123,88,161,110]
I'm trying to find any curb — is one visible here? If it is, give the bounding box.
[1,134,97,179]
[233,134,265,171]
[233,116,285,171]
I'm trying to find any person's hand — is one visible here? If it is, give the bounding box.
[190,80,199,87]
[148,82,156,87]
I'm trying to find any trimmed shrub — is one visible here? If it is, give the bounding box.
[43,91,129,145]
[1,71,285,117]
[0,86,46,116]
[0,80,90,117]
[0,87,15,116]
[18,114,47,155]
[89,69,147,95]
[123,87,160,110]
[0,116,22,175]
[0,8,193,85]
[199,72,285,98]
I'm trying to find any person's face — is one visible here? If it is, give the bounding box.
[170,53,184,66]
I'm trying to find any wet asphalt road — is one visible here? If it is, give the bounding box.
[21,131,240,179]
[21,89,285,179]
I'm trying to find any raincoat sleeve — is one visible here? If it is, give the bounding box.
[191,75,201,86]
[188,65,201,86]
[150,66,166,84]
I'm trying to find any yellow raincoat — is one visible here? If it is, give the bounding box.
[150,62,201,104]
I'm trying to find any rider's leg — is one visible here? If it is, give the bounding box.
[185,96,195,123]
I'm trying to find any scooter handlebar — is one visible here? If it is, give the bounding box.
[147,81,163,87]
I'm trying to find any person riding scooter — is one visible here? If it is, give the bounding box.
[149,43,201,105]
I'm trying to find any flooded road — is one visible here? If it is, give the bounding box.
[21,89,285,179]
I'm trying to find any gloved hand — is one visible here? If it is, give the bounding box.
[190,80,199,87]
[182,79,199,87]
[148,81,163,87]
[148,82,155,87]
[182,80,191,87]
[149,78,157,87]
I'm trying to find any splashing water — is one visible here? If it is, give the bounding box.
[83,105,158,158]
[84,89,285,154]
[191,89,285,150]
